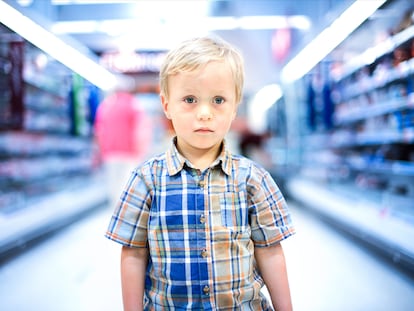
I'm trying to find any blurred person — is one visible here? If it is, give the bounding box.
[94,90,150,208]
[105,36,295,310]
[239,129,272,169]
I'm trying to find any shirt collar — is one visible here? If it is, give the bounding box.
[165,137,232,176]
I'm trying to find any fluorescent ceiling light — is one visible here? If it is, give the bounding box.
[52,0,136,4]
[0,1,120,90]
[203,17,239,31]
[248,84,282,134]
[52,15,311,35]
[51,0,309,32]
[252,84,283,112]
[16,0,33,6]
[51,15,310,51]
[131,0,209,19]
[239,15,310,30]
[281,0,387,83]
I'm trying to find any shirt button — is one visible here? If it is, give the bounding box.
[201,249,208,258]
[200,215,206,224]
[203,285,210,295]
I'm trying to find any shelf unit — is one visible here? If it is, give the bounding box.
[276,2,414,269]
[0,24,102,216]
[300,19,414,208]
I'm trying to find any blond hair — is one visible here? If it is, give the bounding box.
[159,36,245,103]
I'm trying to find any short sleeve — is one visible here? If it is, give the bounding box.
[105,166,152,248]
[248,168,295,247]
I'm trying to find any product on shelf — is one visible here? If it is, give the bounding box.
[297,11,414,222]
[0,26,101,214]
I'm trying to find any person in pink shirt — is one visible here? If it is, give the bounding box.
[94,90,150,207]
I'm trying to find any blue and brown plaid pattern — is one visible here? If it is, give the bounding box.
[106,139,295,310]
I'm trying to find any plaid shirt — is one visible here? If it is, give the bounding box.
[105,139,295,310]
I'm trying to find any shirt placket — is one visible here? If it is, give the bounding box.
[193,169,215,310]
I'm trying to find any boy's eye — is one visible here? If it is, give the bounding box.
[184,96,196,104]
[213,97,225,104]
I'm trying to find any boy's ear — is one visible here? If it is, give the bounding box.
[161,94,171,119]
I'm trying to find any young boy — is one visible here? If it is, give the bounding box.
[105,36,295,311]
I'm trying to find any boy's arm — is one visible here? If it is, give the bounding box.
[255,243,293,311]
[121,246,148,311]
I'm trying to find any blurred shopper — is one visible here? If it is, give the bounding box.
[105,36,295,311]
[94,90,150,208]
[239,129,272,168]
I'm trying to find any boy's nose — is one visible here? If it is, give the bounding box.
[197,103,213,120]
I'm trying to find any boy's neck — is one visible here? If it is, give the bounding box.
[175,140,223,171]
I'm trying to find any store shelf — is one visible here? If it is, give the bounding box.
[335,96,413,125]
[354,129,414,145]
[23,62,70,99]
[331,130,401,147]
[0,132,92,156]
[344,159,414,177]
[0,156,95,183]
[280,6,414,274]
[306,128,414,150]
[333,24,414,81]
[286,177,414,271]
[0,28,101,223]
[0,174,108,256]
[337,58,414,102]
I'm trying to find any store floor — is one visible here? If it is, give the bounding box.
[0,201,413,311]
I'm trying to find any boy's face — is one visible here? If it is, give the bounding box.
[161,60,238,161]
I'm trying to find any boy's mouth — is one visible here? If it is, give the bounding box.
[195,127,213,133]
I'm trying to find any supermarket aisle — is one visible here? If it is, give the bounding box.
[0,201,413,311]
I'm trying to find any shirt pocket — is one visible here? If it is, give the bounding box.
[215,191,249,233]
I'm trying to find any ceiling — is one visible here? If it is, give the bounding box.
[4,0,412,95]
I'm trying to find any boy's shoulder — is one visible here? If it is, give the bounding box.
[137,151,168,171]
[229,152,272,179]
[231,151,264,167]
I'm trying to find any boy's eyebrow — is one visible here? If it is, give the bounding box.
[180,90,233,95]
